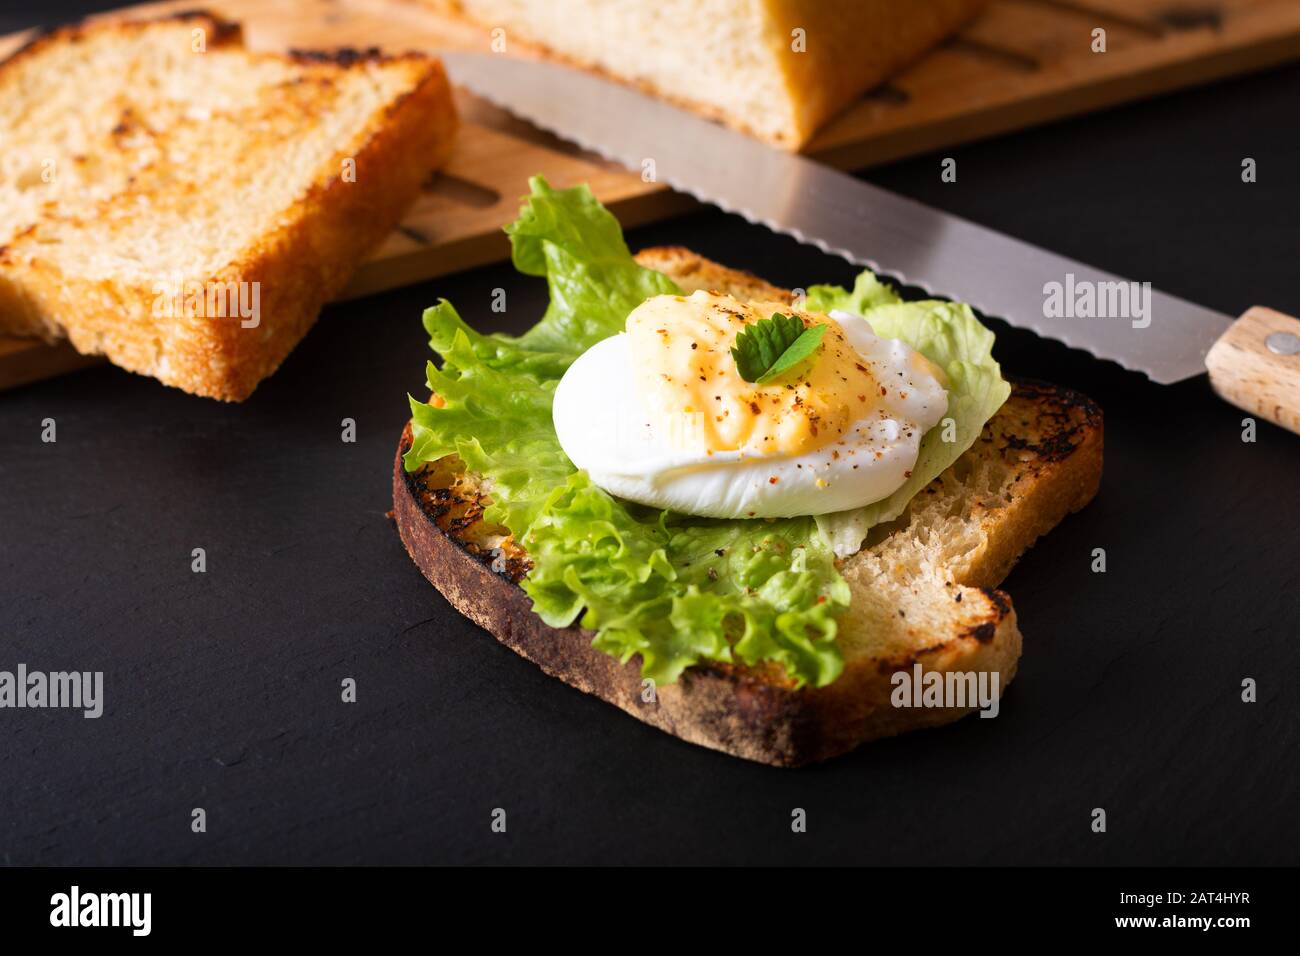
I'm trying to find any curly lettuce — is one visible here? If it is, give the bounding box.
[405,175,1007,687]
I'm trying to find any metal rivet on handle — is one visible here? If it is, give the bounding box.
[1265,332,1300,356]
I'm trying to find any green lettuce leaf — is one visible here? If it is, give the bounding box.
[405,301,573,533]
[504,175,679,354]
[403,175,1006,688]
[522,473,847,686]
[805,283,1012,555]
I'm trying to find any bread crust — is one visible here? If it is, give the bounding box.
[391,247,1104,765]
[0,10,458,401]
[194,50,458,400]
[424,0,989,149]
[763,0,991,147]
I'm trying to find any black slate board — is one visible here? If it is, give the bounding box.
[1,4,1298,865]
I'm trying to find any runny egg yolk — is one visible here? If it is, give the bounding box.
[626,291,927,458]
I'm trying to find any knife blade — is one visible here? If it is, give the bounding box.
[441,52,1300,432]
[442,51,1237,383]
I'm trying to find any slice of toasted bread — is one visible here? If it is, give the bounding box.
[422,0,989,148]
[0,10,457,400]
[393,247,1103,766]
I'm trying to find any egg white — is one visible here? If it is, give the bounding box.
[552,310,947,520]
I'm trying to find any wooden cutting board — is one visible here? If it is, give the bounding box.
[4,0,1300,391]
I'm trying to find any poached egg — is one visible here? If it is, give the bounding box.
[552,291,947,519]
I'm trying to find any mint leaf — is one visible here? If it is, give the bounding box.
[731,313,826,384]
[760,323,826,384]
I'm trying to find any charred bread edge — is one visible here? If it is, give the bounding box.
[0,10,436,70]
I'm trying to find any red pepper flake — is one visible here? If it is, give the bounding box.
[749,401,761,415]
[768,476,779,484]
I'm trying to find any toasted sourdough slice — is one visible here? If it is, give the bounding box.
[393,247,1103,766]
[422,0,989,148]
[0,11,457,400]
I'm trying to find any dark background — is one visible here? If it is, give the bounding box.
[2,2,1297,865]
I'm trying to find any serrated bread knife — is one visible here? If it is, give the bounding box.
[443,51,1300,435]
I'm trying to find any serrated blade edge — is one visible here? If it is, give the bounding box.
[443,52,1233,384]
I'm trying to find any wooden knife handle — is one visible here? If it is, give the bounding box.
[1205,307,1300,435]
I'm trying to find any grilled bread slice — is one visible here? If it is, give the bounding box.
[0,10,457,400]
[422,0,989,148]
[393,248,1103,766]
